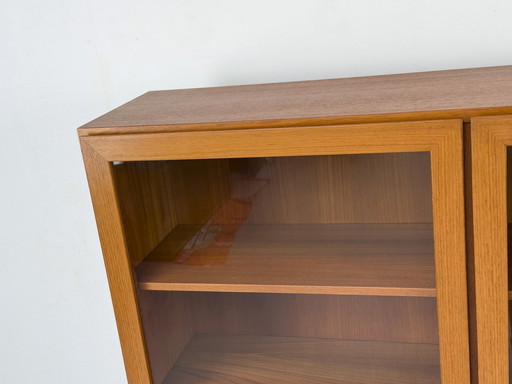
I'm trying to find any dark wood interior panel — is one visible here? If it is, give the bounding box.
[171,159,231,224]
[138,291,439,382]
[113,162,180,266]
[139,291,438,383]
[244,153,432,224]
[138,290,194,384]
[188,292,439,344]
[113,160,231,265]
[164,334,440,384]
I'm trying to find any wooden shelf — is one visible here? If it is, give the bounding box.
[163,334,440,384]
[136,223,435,297]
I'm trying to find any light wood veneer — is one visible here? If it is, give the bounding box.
[469,115,512,384]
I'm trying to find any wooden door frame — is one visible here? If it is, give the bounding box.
[470,116,512,384]
[80,119,469,384]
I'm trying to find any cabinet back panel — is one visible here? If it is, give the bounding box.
[137,291,438,381]
[113,162,179,266]
[113,160,231,265]
[188,292,439,345]
[243,152,432,224]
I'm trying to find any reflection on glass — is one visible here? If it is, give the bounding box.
[116,153,441,383]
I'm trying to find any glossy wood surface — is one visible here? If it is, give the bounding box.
[163,334,440,384]
[79,66,512,136]
[470,115,512,384]
[137,223,436,296]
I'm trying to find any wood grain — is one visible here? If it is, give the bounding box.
[138,291,194,384]
[470,115,512,384]
[428,120,470,384]
[137,223,436,297]
[137,290,440,382]
[163,334,441,384]
[463,121,479,384]
[113,160,231,266]
[169,160,231,225]
[188,293,439,345]
[244,153,432,224]
[116,153,432,254]
[79,141,151,383]
[79,120,457,162]
[78,65,512,136]
[113,161,179,266]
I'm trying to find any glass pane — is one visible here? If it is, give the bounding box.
[114,152,441,383]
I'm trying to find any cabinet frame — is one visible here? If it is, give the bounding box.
[80,119,469,384]
[470,115,512,384]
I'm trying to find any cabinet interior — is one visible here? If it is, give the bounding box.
[112,152,440,383]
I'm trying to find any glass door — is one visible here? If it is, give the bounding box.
[470,116,512,384]
[87,120,468,383]
[118,152,441,383]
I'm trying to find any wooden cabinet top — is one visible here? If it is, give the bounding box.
[79,65,512,136]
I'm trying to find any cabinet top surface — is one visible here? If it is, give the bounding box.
[79,65,512,135]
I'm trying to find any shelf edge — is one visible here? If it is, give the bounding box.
[137,282,436,297]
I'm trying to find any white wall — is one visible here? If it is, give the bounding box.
[1,0,511,382]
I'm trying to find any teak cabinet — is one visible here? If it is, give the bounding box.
[79,66,512,384]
